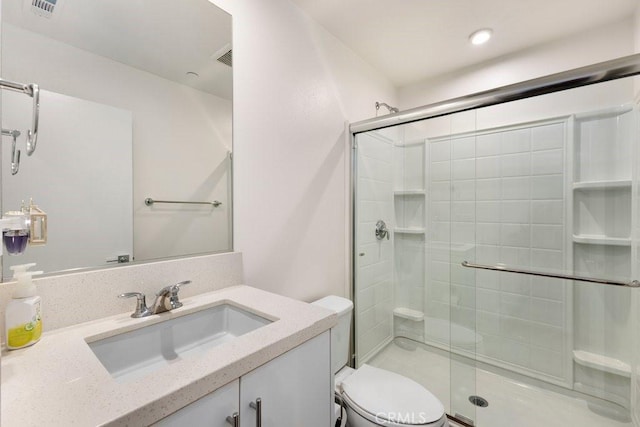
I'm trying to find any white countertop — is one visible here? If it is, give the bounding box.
[1,285,337,426]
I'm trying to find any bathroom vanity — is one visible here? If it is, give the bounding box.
[1,285,336,426]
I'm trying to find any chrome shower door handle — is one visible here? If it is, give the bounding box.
[250,398,262,427]
[375,220,390,240]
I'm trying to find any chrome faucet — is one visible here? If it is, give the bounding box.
[118,280,191,318]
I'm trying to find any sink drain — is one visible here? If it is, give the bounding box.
[469,395,489,407]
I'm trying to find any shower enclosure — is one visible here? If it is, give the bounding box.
[351,55,640,426]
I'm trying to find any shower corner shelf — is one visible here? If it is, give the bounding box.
[572,180,631,190]
[573,350,630,378]
[394,227,426,235]
[393,307,424,322]
[572,235,631,246]
[393,189,426,196]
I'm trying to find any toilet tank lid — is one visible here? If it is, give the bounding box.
[311,296,353,316]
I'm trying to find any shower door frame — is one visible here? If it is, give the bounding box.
[349,53,640,425]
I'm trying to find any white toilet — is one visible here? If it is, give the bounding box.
[312,296,449,427]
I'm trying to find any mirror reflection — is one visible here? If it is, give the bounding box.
[0,0,233,280]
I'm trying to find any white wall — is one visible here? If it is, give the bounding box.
[2,23,232,265]
[210,0,397,301]
[399,18,636,109]
[2,90,133,277]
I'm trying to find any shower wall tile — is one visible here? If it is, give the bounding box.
[501,128,531,154]
[500,223,531,247]
[530,298,564,327]
[431,181,451,201]
[501,338,531,367]
[425,121,568,382]
[451,201,475,222]
[532,149,563,175]
[530,277,565,301]
[531,200,564,224]
[501,153,531,177]
[532,175,564,199]
[453,159,475,180]
[501,201,530,223]
[452,180,475,200]
[530,323,564,350]
[501,177,531,199]
[476,178,502,200]
[476,223,501,245]
[531,123,565,151]
[451,222,475,243]
[431,140,451,162]
[475,270,500,290]
[431,221,451,242]
[476,244,500,264]
[431,161,451,182]
[500,316,531,343]
[531,225,564,250]
[500,293,531,319]
[356,133,394,362]
[530,347,563,378]
[476,202,501,222]
[359,201,392,223]
[476,133,501,157]
[452,136,476,160]
[476,156,501,179]
[477,289,500,312]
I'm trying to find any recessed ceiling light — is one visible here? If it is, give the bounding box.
[469,28,493,46]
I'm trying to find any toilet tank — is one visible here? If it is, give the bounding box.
[311,296,353,374]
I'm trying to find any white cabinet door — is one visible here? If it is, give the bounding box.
[240,331,331,427]
[153,379,239,427]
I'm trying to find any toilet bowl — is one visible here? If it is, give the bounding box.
[312,296,449,427]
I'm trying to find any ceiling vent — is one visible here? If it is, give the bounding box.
[216,49,232,68]
[30,0,58,18]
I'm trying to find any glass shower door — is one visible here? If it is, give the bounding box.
[353,112,480,425]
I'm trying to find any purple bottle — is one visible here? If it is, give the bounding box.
[4,230,29,255]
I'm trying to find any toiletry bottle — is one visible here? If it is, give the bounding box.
[5,263,43,350]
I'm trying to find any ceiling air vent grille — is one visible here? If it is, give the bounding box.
[217,49,232,67]
[31,0,57,17]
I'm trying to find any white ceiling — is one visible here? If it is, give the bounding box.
[290,0,639,87]
[2,0,232,99]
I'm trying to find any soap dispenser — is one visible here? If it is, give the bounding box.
[5,263,43,350]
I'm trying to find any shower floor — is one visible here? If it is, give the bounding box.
[367,339,632,427]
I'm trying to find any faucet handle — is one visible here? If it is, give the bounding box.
[172,280,191,292]
[154,280,191,310]
[163,280,191,310]
[118,292,152,318]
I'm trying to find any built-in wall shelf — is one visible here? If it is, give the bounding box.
[395,227,426,235]
[572,235,631,246]
[573,180,631,190]
[573,350,631,378]
[393,307,425,322]
[394,190,426,196]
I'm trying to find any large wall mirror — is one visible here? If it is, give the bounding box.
[0,0,233,280]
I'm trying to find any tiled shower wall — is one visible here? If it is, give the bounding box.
[426,120,570,383]
[356,133,394,363]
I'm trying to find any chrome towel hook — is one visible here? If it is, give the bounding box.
[0,78,41,159]
[1,129,21,175]
[26,83,39,156]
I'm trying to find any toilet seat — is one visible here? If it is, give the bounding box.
[340,364,446,426]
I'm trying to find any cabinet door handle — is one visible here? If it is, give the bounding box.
[249,398,262,427]
[225,412,239,426]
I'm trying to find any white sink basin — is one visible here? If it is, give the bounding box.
[87,303,271,383]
